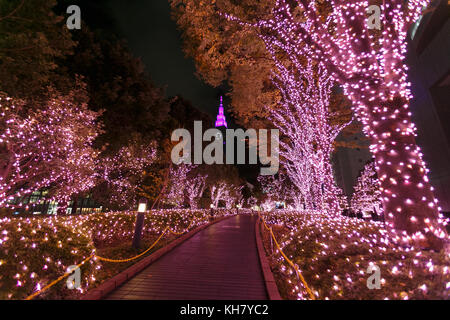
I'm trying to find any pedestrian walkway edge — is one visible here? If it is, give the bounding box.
[82,215,234,300]
[255,217,283,300]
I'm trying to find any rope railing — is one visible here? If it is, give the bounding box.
[95,227,169,263]
[25,216,198,300]
[25,255,94,300]
[259,213,316,300]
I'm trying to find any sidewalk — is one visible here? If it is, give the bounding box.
[105,215,268,300]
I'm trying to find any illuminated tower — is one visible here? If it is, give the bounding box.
[214,96,228,128]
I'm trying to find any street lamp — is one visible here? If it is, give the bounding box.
[138,200,147,213]
[209,203,214,218]
[132,198,147,248]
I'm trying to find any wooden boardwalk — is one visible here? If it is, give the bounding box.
[105,214,268,300]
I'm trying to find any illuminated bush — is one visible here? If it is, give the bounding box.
[0,209,227,299]
[262,210,449,300]
[0,216,99,299]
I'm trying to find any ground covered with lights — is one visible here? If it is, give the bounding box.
[1,209,448,300]
[260,211,449,300]
[0,209,229,299]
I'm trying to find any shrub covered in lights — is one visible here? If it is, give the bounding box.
[0,216,99,299]
[0,209,228,299]
[261,210,449,300]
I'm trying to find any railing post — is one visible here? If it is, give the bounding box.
[132,212,145,249]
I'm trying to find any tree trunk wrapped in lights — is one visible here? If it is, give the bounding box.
[96,139,157,210]
[258,174,285,210]
[224,185,243,209]
[210,181,241,209]
[269,56,351,213]
[185,173,207,209]
[210,182,227,208]
[223,188,234,209]
[165,164,193,208]
[226,0,447,248]
[247,196,257,209]
[236,187,245,208]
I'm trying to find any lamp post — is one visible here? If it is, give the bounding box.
[132,198,147,249]
[209,203,214,219]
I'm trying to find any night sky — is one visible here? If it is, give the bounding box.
[60,0,252,179]
[68,0,226,119]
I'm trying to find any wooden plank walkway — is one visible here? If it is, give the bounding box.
[105,214,268,300]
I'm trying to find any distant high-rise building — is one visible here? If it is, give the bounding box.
[214,96,228,128]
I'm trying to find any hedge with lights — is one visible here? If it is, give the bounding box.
[261,210,449,300]
[0,209,227,299]
[0,215,99,299]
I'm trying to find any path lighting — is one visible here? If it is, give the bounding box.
[138,199,147,213]
[132,198,148,248]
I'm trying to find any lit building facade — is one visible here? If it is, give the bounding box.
[9,191,102,215]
